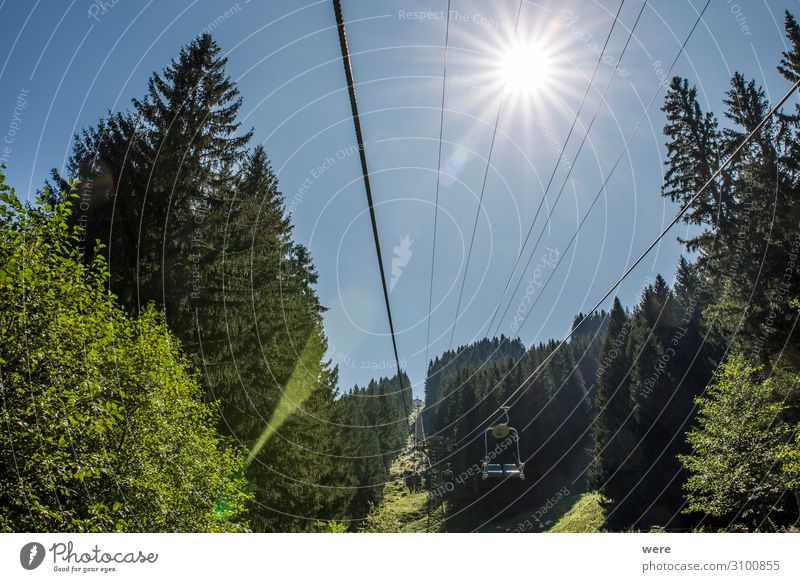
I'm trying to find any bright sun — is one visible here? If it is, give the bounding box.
[500,42,554,95]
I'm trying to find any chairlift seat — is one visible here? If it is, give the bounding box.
[481,410,525,480]
[482,463,503,479]
[503,463,525,479]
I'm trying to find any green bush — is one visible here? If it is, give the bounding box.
[681,354,798,531]
[0,172,251,532]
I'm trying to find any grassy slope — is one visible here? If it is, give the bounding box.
[365,410,610,533]
[363,431,446,532]
[548,492,606,533]
[365,456,605,533]
[469,486,590,532]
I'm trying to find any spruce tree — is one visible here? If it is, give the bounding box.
[778,11,800,83]
[661,76,725,254]
[130,33,252,318]
[590,298,634,498]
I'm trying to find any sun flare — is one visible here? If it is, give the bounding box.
[500,42,554,96]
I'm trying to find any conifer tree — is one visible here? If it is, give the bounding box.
[590,298,634,498]
[131,33,252,318]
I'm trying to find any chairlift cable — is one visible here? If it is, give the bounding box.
[333,0,410,419]
[423,0,453,393]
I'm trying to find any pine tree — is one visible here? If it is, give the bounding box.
[609,277,678,529]
[661,76,725,254]
[52,111,147,307]
[778,11,800,83]
[590,298,634,500]
[130,33,252,318]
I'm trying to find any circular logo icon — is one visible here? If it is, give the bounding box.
[20,542,46,570]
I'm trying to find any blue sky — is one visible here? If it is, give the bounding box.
[1,0,798,396]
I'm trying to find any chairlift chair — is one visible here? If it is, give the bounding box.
[481,407,525,480]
